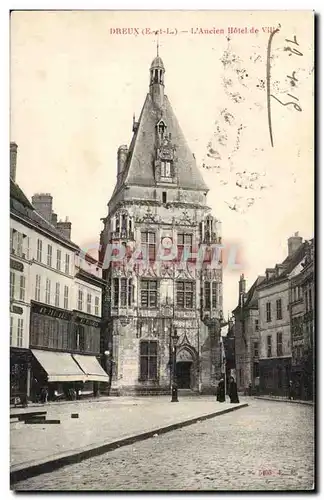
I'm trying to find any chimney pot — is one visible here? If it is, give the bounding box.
[288,233,303,257]
[32,193,53,222]
[10,142,18,182]
[117,145,128,182]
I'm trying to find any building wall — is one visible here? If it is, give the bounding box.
[258,279,292,395]
[10,218,33,349]
[74,278,102,318]
[234,308,260,391]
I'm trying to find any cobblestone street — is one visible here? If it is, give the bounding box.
[13,399,314,491]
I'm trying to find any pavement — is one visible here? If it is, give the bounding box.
[255,396,314,406]
[12,398,314,491]
[10,395,248,483]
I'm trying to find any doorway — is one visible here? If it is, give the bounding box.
[176,361,192,389]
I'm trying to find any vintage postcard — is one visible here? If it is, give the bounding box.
[10,10,314,491]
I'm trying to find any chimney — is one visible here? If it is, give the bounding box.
[51,212,58,226]
[56,216,72,240]
[288,232,303,257]
[32,193,53,222]
[10,142,18,181]
[117,145,128,184]
[239,274,246,295]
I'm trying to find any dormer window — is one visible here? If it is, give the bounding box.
[157,119,167,139]
[161,161,171,178]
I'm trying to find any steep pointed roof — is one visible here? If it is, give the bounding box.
[114,93,208,194]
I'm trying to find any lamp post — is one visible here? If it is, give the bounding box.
[171,328,179,402]
[104,350,113,396]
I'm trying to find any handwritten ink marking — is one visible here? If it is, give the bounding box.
[266,27,280,147]
[287,71,298,86]
[284,46,303,57]
[270,94,302,112]
[271,34,303,115]
[285,35,299,46]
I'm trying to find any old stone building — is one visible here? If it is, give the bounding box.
[289,238,314,400]
[100,53,223,395]
[258,234,307,396]
[233,274,265,392]
[10,143,108,403]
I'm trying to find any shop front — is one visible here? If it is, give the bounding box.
[29,302,108,401]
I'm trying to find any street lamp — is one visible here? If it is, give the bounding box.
[171,328,179,402]
[104,350,113,396]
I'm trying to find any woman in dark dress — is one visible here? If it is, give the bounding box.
[216,378,226,402]
[228,376,240,403]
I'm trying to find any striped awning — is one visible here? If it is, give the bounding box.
[31,350,87,383]
[72,354,109,383]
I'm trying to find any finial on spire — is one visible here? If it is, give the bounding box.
[156,35,159,57]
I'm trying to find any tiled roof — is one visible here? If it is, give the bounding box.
[257,242,307,289]
[113,93,208,195]
[244,276,266,307]
[10,178,34,210]
[232,275,265,313]
[10,179,79,250]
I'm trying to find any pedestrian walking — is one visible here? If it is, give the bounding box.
[216,378,226,402]
[40,386,48,404]
[288,380,294,400]
[228,376,240,403]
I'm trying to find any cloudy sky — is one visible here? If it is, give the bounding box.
[10,10,314,315]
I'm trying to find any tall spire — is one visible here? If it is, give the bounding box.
[149,48,165,108]
[155,30,160,57]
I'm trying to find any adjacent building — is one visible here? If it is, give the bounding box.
[289,238,314,400]
[10,143,108,402]
[99,53,223,395]
[233,274,264,392]
[257,234,306,396]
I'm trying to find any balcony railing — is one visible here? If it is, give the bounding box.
[111,231,134,241]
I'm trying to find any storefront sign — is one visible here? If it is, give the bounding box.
[32,303,72,321]
[10,305,23,315]
[10,259,24,272]
[76,316,100,328]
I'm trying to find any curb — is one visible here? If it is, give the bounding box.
[11,402,248,485]
[254,397,314,406]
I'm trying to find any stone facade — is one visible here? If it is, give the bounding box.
[289,239,314,400]
[10,146,105,402]
[233,275,264,392]
[100,53,223,395]
[257,234,306,396]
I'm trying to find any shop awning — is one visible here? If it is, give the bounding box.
[31,350,87,383]
[72,354,109,382]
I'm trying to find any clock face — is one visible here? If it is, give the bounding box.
[161,236,173,249]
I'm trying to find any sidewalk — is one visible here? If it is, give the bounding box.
[10,396,248,483]
[255,396,314,406]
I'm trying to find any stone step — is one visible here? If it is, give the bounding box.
[24,419,61,425]
[23,416,47,423]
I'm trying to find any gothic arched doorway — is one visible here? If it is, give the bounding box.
[176,347,197,390]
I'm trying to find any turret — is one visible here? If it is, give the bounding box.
[149,49,165,108]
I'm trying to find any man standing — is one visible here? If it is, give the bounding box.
[216,378,226,402]
[228,376,240,403]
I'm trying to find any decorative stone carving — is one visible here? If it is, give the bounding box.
[136,207,160,224]
[177,349,193,362]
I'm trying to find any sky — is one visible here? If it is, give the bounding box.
[10,10,314,316]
